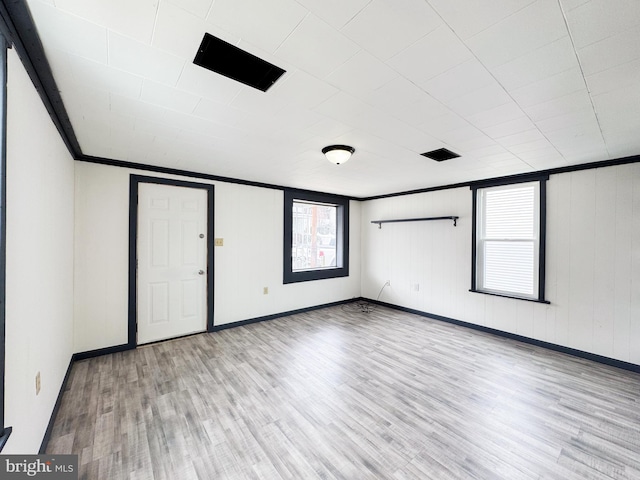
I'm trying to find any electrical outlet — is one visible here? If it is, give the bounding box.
[412,283,420,292]
[263,287,269,295]
[35,371,41,395]
[214,238,224,247]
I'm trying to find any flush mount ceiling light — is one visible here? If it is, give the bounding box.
[322,145,355,165]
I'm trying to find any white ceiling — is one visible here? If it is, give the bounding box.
[24,0,640,197]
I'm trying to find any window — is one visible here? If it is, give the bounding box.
[471,177,548,302]
[284,190,349,283]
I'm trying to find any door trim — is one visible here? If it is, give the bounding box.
[128,175,215,348]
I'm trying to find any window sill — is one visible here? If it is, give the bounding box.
[284,268,348,284]
[469,289,550,304]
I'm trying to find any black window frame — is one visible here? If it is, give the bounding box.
[471,174,549,304]
[283,189,349,284]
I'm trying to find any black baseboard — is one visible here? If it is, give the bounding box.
[366,298,640,374]
[72,343,133,361]
[211,298,358,332]
[38,358,74,454]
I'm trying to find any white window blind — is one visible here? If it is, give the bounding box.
[477,182,540,299]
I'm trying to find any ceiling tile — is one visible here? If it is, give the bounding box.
[585,58,640,96]
[313,92,376,125]
[445,84,513,118]
[592,84,640,126]
[428,0,535,40]
[230,86,288,117]
[140,80,201,114]
[491,36,578,91]
[389,95,453,127]
[422,60,496,104]
[60,86,111,129]
[437,125,496,151]
[481,116,537,139]
[545,123,604,148]
[357,114,442,153]
[167,0,214,19]
[192,98,247,126]
[276,14,360,78]
[295,0,370,29]
[566,0,640,49]
[534,108,598,135]
[467,0,568,68]
[176,63,243,105]
[466,102,527,129]
[469,144,514,160]
[326,50,398,97]
[515,147,566,168]
[108,32,186,86]
[509,67,586,108]
[67,54,143,99]
[342,0,441,60]
[55,0,158,44]
[560,0,591,12]
[364,77,434,115]
[206,0,307,53]
[507,138,553,155]
[387,25,473,84]
[270,70,339,109]
[495,128,547,148]
[303,118,353,139]
[523,90,592,121]
[152,1,209,59]
[576,28,640,76]
[417,111,470,137]
[28,1,108,63]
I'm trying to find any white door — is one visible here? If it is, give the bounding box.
[137,183,208,344]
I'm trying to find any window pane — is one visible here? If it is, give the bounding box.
[292,201,337,272]
[484,185,535,239]
[483,241,534,296]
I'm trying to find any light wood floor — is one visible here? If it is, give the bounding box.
[47,305,640,479]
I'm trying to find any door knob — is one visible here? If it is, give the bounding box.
[198,270,205,275]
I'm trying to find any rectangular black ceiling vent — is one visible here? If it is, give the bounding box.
[421,148,460,162]
[194,33,286,92]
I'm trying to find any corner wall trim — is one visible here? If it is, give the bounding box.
[366,299,640,374]
[38,357,74,454]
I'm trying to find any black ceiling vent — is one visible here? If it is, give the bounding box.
[194,33,286,92]
[421,148,460,162]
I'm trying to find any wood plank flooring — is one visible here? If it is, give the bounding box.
[46,305,640,479]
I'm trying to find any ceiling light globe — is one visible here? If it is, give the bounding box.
[322,145,355,165]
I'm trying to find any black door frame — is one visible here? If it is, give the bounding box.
[128,175,215,347]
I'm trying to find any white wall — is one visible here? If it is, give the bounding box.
[73,162,361,353]
[361,163,640,366]
[4,49,75,453]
